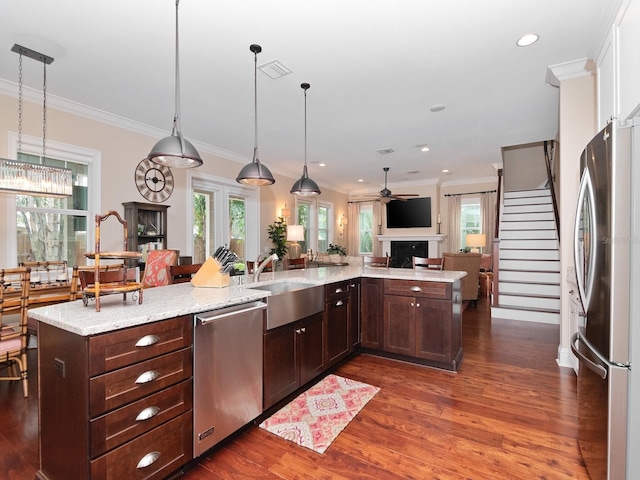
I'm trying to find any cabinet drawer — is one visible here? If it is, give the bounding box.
[384,279,451,300]
[90,411,192,480]
[90,348,192,416]
[89,315,193,376]
[90,379,192,458]
[325,281,350,302]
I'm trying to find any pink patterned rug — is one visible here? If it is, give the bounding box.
[259,374,380,454]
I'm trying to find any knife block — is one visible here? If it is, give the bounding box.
[191,257,230,288]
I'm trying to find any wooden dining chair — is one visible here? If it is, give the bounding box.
[284,257,307,270]
[141,249,178,288]
[412,256,444,270]
[0,267,31,397]
[363,255,390,268]
[169,263,203,284]
[245,260,273,274]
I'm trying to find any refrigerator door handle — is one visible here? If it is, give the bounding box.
[571,333,607,379]
[573,170,597,313]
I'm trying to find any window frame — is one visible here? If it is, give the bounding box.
[6,132,101,266]
[358,203,374,254]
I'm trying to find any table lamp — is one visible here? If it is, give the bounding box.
[466,233,486,253]
[287,225,305,259]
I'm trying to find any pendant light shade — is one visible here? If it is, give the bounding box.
[147,0,203,169]
[291,83,320,196]
[236,44,275,186]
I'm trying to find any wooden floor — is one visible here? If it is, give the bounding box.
[0,296,589,479]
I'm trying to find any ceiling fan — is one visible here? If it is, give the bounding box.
[355,167,419,203]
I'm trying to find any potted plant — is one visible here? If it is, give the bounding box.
[267,217,288,261]
[327,243,347,262]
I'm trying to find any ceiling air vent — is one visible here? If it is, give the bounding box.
[258,60,292,79]
[376,148,395,155]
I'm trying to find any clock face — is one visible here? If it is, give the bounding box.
[135,159,174,203]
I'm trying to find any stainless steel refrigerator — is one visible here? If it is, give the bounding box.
[571,123,632,480]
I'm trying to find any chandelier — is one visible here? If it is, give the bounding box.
[0,44,73,198]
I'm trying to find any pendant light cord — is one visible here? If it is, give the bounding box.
[17,53,23,156]
[304,86,307,167]
[253,47,259,157]
[42,61,47,161]
[174,0,181,132]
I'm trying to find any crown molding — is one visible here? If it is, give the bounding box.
[440,175,498,187]
[0,78,251,165]
[545,58,596,87]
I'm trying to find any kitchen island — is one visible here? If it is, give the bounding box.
[30,265,465,480]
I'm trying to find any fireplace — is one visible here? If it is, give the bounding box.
[390,241,428,268]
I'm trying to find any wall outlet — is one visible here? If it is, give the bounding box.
[54,358,65,378]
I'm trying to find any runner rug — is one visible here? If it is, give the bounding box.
[259,374,380,454]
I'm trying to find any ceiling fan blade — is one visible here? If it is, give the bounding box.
[392,193,419,197]
[388,195,408,202]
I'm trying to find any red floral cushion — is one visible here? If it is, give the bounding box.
[142,250,177,288]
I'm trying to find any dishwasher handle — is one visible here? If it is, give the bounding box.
[196,301,267,325]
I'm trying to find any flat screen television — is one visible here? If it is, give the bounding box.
[386,197,432,228]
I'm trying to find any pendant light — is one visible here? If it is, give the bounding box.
[236,44,275,186]
[147,0,203,169]
[290,83,321,196]
[0,44,73,198]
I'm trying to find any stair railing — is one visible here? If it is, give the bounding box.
[544,140,560,240]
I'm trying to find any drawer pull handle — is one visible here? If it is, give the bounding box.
[135,370,160,384]
[135,406,160,421]
[416,302,420,308]
[295,329,301,334]
[135,335,159,347]
[335,287,343,293]
[410,286,422,292]
[136,451,161,469]
[336,300,344,307]
[301,327,306,333]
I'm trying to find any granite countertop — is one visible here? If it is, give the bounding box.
[28,264,465,336]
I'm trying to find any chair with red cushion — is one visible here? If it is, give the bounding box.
[141,250,178,288]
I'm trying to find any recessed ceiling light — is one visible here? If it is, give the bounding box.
[517,33,539,47]
[442,169,451,174]
[357,179,364,182]
[430,104,446,112]
[421,146,430,152]
[318,163,326,167]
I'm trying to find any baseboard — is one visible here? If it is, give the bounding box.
[556,345,577,373]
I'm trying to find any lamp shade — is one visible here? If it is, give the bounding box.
[148,131,203,168]
[290,165,321,196]
[466,233,486,251]
[286,224,305,242]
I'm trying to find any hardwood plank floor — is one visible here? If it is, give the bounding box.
[0,296,589,479]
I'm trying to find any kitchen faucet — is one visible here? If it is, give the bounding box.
[253,253,279,282]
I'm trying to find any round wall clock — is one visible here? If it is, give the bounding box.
[135,158,174,203]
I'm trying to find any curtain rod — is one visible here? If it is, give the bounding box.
[444,189,496,197]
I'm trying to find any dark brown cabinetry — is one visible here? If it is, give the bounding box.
[348,278,361,350]
[360,277,384,349]
[324,281,350,367]
[263,312,324,410]
[37,315,193,480]
[382,279,462,370]
[122,202,169,262]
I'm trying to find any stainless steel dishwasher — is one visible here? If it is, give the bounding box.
[193,300,267,457]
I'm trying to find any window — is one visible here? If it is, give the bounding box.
[317,205,329,253]
[190,173,258,266]
[359,204,373,254]
[460,197,481,249]
[296,202,311,254]
[9,134,99,266]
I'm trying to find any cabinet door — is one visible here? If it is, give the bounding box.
[361,278,384,349]
[348,279,361,350]
[263,324,298,410]
[415,298,451,362]
[325,295,350,366]
[383,295,416,356]
[298,313,324,386]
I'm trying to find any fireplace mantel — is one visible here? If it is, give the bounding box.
[376,234,448,258]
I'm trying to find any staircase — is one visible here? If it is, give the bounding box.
[491,188,561,324]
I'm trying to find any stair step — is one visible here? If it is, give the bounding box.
[499,270,561,283]
[500,239,558,250]
[500,249,559,261]
[499,259,560,271]
[504,189,551,199]
[501,229,557,240]
[503,204,553,215]
[499,281,560,296]
[500,220,556,231]
[497,293,560,310]
[491,305,560,324]
[504,198,552,208]
[501,212,555,222]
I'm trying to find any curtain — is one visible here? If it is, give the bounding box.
[447,195,461,253]
[347,203,359,256]
[480,191,497,252]
[373,201,383,256]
